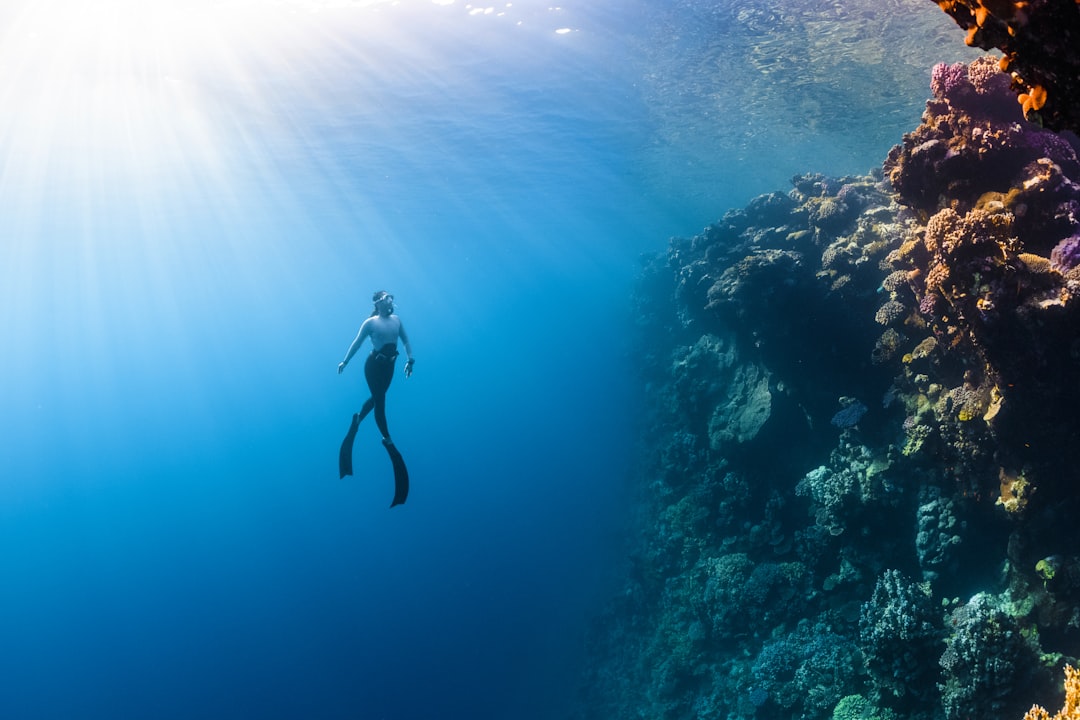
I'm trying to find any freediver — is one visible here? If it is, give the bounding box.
[337,290,415,506]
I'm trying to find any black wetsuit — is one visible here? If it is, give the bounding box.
[339,342,409,506]
[358,343,398,440]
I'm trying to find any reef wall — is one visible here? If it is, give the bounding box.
[577,57,1080,720]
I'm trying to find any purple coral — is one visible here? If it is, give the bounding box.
[1014,132,1080,175]
[919,293,939,317]
[930,62,967,101]
[836,183,873,213]
[1050,234,1080,272]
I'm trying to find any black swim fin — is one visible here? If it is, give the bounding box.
[383,440,409,507]
[339,413,361,479]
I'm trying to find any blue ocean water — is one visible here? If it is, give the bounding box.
[0,1,972,718]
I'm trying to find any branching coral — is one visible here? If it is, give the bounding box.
[1024,665,1080,720]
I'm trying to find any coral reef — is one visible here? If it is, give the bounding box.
[939,592,1042,720]
[796,435,897,538]
[751,621,863,717]
[859,569,941,711]
[577,57,1080,720]
[933,0,1080,133]
[915,485,964,582]
[883,56,1080,509]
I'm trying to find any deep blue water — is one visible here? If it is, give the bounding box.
[0,1,972,718]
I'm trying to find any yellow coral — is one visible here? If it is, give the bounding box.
[976,187,1023,214]
[1024,665,1080,720]
[910,336,938,361]
[983,385,1003,422]
[1019,252,1053,274]
[1036,556,1062,583]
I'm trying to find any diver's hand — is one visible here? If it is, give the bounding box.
[338,361,347,374]
[404,358,415,378]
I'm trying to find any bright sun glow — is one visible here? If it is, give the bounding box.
[0,0,579,268]
[0,0,579,282]
[1,0,351,187]
[0,0,572,209]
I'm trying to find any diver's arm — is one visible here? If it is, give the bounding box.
[399,321,415,378]
[338,321,372,373]
[399,321,414,361]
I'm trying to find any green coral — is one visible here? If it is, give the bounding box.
[833,694,895,720]
[1036,555,1063,583]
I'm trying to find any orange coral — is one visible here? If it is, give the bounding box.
[1030,85,1047,109]
[1019,84,1048,115]
[981,0,1028,21]
[1024,665,1080,720]
[956,0,1031,35]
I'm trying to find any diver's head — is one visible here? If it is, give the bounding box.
[371,290,395,316]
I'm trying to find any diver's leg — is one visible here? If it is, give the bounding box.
[358,397,374,422]
[364,353,407,505]
[339,411,362,479]
[365,355,395,442]
[375,361,406,504]
[373,392,390,441]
